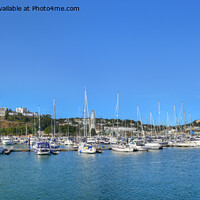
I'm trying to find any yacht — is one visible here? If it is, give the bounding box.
[87,137,96,144]
[112,143,134,152]
[78,143,96,154]
[64,138,73,145]
[109,137,118,144]
[30,136,37,145]
[50,141,60,149]
[35,142,51,155]
[129,140,150,151]
[2,137,13,145]
[145,141,162,150]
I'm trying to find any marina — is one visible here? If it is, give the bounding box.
[1,0,200,198]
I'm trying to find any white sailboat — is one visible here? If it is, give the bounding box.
[111,93,133,152]
[78,88,96,154]
[35,106,50,155]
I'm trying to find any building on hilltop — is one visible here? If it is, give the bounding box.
[16,107,29,114]
[23,112,34,117]
[8,111,18,116]
[0,108,8,117]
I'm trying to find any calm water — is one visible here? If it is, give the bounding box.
[0,147,200,200]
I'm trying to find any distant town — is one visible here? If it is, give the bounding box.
[0,106,200,137]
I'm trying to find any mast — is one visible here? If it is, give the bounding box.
[68,118,70,137]
[83,87,89,137]
[101,113,103,136]
[158,101,161,135]
[51,118,53,137]
[189,112,192,135]
[115,92,119,132]
[174,106,177,140]
[34,114,36,137]
[180,102,183,134]
[137,105,139,136]
[184,111,186,133]
[150,112,153,138]
[39,105,41,137]
[137,105,144,137]
[79,105,81,137]
[167,111,170,138]
[53,99,56,138]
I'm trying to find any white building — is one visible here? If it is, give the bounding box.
[23,112,34,117]
[8,112,18,116]
[0,108,8,117]
[16,107,29,114]
[34,112,39,117]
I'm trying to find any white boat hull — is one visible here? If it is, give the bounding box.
[112,146,134,152]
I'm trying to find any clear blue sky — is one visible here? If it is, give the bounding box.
[0,0,200,124]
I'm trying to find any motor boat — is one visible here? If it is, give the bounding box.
[87,137,96,144]
[2,137,13,145]
[30,136,37,145]
[129,140,150,151]
[145,141,162,150]
[64,138,73,145]
[78,142,96,154]
[35,142,50,155]
[50,141,60,149]
[112,143,134,152]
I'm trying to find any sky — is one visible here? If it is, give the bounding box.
[0,0,200,124]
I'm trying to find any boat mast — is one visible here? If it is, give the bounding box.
[137,105,139,137]
[79,106,81,137]
[39,105,41,138]
[83,88,89,137]
[137,105,144,137]
[174,106,177,140]
[115,92,119,136]
[184,111,186,134]
[180,102,183,135]
[189,112,192,135]
[101,113,103,136]
[158,101,161,137]
[68,118,69,137]
[150,112,153,138]
[34,114,36,137]
[53,99,56,138]
[167,111,170,138]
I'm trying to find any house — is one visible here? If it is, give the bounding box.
[0,108,8,117]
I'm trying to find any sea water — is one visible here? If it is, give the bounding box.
[0,147,199,200]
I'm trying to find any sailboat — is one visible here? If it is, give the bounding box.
[50,99,60,150]
[111,93,134,152]
[78,88,96,154]
[34,106,50,155]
